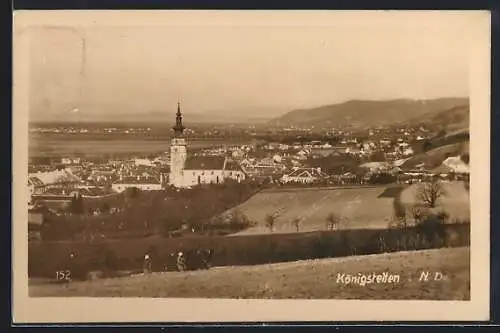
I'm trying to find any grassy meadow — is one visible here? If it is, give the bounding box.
[29,247,470,300]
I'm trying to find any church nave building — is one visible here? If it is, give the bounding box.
[168,102,247,188]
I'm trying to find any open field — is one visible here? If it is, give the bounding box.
[225,183,469,235]
[29,136,251,157]
[227,186,397,235]
[29,247,470,299]
[400,181,470,221]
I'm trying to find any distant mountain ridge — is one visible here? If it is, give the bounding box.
[409,104,469,132]
[30,98,469,129]
[270,98,469,129]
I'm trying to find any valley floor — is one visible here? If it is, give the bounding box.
[30,247,470,300]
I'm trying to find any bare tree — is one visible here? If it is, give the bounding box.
[325,212,342,231]
[291,217,301,232]
[416,178,445,208]
[265,214,276,232]
[409,206,426,224]
[390,208,411,230]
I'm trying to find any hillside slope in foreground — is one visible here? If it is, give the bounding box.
[30,247,470,300]
[225,182,469,235]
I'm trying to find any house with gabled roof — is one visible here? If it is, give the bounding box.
[111,174,164,193]
[281,167,329,184]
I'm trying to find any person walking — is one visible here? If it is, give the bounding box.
[143,253,152,274]
[176,252,186,271]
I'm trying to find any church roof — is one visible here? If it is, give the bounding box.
[184,156,226,170]
[224,160,245,172]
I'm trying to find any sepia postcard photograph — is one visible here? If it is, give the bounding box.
[12,10,490,323]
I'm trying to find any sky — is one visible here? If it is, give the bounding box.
[17,11,475,120]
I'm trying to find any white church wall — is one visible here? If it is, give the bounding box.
[185,169,225,186]
[176,169,246,187]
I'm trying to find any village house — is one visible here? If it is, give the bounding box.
[28,168,82,197]
[331,171,359,185]
[430,165,456,179]
[134,158,155,167]
[442,156,469,174]
[345,146,362,155]
[240,156,282,178]
[278,143,290,151]
[152,153,170,166]
[272,154,283,163]
[264,142,281,151]
[428,156,469,180]
[112,174,164,192]
[87,169,117,184]
[281,167,329,184]
[379,138,392,147]
[310,144,335,158]
[239,158,255,170]
[231,148,246,159]
[61,157,82,165]
[402,147,414,156]
[27,177,44,203]
[359,161,392,173]
[294,149,309,160]
[256,157,276,168]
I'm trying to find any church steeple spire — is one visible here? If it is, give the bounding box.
[172,101,185,137]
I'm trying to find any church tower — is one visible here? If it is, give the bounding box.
[169,101,187,187]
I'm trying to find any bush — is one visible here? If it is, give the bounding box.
[103,250,120,271]
[414,209,449,248]
[265,214,276,232]
[100,202,111,214]
[68,195,85,215]
[125,187,140,199]
[325,212,343,231]
[368,173,397,185]
[42,183,260,241]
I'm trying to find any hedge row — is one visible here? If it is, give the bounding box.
[28,223,470,280]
